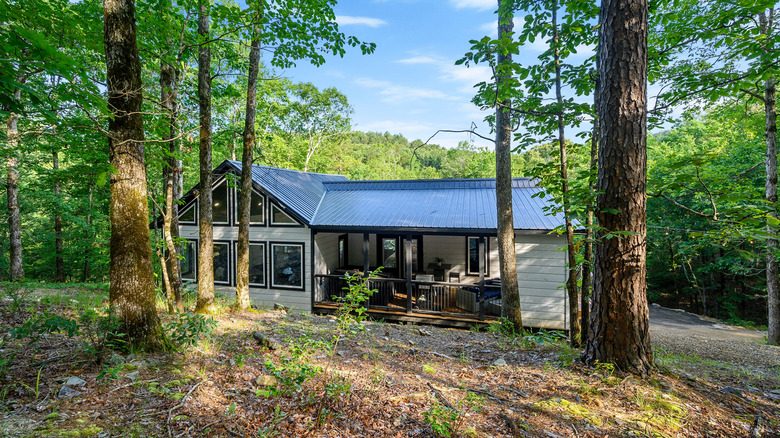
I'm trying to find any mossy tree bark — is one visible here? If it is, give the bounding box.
[583,0,653,376]
[103,0,163,348]
[236,25,261,311]
[195,0,215,315]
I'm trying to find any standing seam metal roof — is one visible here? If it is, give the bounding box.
[218,160,564,231]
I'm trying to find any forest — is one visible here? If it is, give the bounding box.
[1,0,780,436]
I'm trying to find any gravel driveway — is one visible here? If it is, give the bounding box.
[649,304,780,372]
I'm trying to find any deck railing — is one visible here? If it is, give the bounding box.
[313,274,501,320]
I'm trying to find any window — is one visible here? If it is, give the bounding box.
[270,204,299,226]
[179,204,196,224]
[180,240,197,281]
[381,237,397,269]
[212,181,229,224]
[235,242,266,287]
[271,242,304,289]
[214,241,230,284]
[234,188,264,225]
[466,236,489,275]
[338,234,348,268]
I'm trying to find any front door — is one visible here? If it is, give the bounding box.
[378,235,422,278]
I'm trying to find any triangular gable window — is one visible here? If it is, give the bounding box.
[270,204,300,226]
[179,204,196,224]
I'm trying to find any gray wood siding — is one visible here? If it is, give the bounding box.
[515,233,568,330]
[314,233,339,275]
[179,224,312,312]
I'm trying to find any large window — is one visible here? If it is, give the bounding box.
[214,241,230,285]
[180,240,197,281]
[270,204,299,226]
[235,242,266,287]
[271,242,304,289]
[234,188,265,225]
[466,236,489,276]
[213,181,229,224]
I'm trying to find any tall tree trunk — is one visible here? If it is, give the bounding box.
[6,87,23,281]
[496,0,522,328]
[83,183,93,282]
[103,0,163,347]
[765,77,779,344]
[236,28,261,311]
[53,150,64,282]
[161,57,183,312]
[583,0,653,376]
[760,10,780,345]
[581,39,601,345]
[552,2,580,346]
[195,0,215,314]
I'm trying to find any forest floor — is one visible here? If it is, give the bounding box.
[1,285,779,437]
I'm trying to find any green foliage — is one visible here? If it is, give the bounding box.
[164,313,217,349]
[261,336,323,397]
[423,401,460,438]
[334,268,381,333]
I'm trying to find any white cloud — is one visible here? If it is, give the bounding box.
[335,16,387,27]
[355,77,457,103]
[395,56,438,64]
[449,0,495,11]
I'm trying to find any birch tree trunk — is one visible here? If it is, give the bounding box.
[83,183,93,282]
[236,27,261,311]
[583,0,653,376]
[195,0,215,314]
[6,87,23,281]
[103,0,163,347]
[496,0,522,328]
[161,56,183,312]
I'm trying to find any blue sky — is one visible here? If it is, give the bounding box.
[278,0,510,149]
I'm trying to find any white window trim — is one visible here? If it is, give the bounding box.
[270,242,305,290]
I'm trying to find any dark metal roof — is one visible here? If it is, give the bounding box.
[310,178,563,231]
[225,160,348,223]
[179,160,565,232]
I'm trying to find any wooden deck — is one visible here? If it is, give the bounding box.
[312,302,498,329]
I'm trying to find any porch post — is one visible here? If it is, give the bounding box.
[363,232,370,309]
[405,235,412,314]
[311,230,316,310]
[363,232,370,273]
[479,236,486,320]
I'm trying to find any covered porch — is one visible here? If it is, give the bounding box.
[312,231,503,324]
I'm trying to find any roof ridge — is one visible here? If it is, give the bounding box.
[323,176,534,185]
[226,160,347,178]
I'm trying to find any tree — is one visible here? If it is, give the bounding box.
[236,18,261,311]
[582,0,653,376]
[283,83,352,172]
[6,85,23,280]
[195,0,216,315]
[650,0,780,344]
[103,0,163,347]
[494,0,522,328]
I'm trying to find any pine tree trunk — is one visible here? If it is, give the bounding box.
[161,57,183,312]
[236,29,261,311]
[53,150,64,282]
[195,0,215,314]
[103,0,163,347]
[552,2,580,346]
[496,0,522,328]
[6,87,23,281]
[765,77,779,345]
[583,0,653,376]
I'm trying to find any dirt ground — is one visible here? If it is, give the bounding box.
[1,289,779,437]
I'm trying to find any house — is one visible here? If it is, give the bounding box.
[174,160,571,330]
